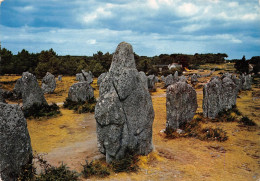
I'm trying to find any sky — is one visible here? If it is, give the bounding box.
[0,0,260,59]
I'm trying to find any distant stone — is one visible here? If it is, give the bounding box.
[241,74,252,90]
[161,75,165,82]
[155,76,159,83]
[82,70,93,84]
[178,75,187,83]
[14,72,48,110]
[139,71,148,89]
[165,74,173,87]
[95,42,154,163]
[76,73,85,82]
[41,72,56,94]
[58,75,62,81]
[97,72,107,87]
[166,82,198,130]
[0,103,32,181]
[191,74,198,86]
[203,77,222,119]
[147,75,156,91]
[231,74,242,92]
[67,82,94,102]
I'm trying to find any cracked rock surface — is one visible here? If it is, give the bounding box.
[166,82,197,130]
[67,82,94,102]
[0,103,32,181]
[95,42,154,163]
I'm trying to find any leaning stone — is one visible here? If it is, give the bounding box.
[76,73,85,82]
[97,72,107,87]
[67,82,94,102]
[0,103,32,181]
[203,77,222,119]
[95,42,154,163]
[41,72,56,94]
[166,82,197,130]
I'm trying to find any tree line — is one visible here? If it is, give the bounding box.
[1,47,257,77]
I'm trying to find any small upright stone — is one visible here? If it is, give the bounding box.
[174,71,178,78]
[203,77,222,119]
[41,72,56,94]
[166,82,198,130]
[97,72,107,87]
[165,74,173,87]
[231,75,242,92]
[191,74,198,86]
[58,75,62,81]
[13,78,23,99]
[67,82,94,102]
[161,75,165,82]
[0,103,32,181]
[221,76,238,110]
[147,75,156,91]
[241,74,252,90]
[178,75,187,83]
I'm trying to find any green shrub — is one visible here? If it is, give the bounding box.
[111,148,140,173]
[63,97,96,114]
[18,156,35,181]
[23,103,60,119]
[81,160,110,178]
[239,116,256,126]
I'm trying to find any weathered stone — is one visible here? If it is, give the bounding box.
[14,72,48,109]
[161,75,165,82]
[147,75,156,91]
[241,74,252,90]
[165,74,173,87]
[76,73,85,82]
[174,71,178,78]
[67,82,94,102]
[58,75,62,81]
[97,72,107,87]
[139,71,148,89]
[95,42,154,163]
[82,70,93,84]
[191,74,198,86]
[0,103,32,181]
[221,76,238,110]
[13,78,23,99]
[41,72,56,94]
[155,76,159,83]
[166,82,197,130]
[231,74,242,92]
[203,77,223,119]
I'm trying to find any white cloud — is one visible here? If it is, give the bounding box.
[148,0,159,9]
[83,7,112,23]
[177,3,199,16]
[87,39,96,45]
[14,5,35,12]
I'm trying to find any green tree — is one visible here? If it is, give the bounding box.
[0,48,14,75]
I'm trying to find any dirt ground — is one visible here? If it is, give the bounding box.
[0,67,259,181]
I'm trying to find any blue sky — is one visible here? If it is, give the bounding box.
[0,0,259,59]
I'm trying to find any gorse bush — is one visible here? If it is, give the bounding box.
[23,103,60,119]
[81,160,110,178]
[63,97,96,114]
[111,148,140,173]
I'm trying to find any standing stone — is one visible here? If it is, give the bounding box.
[14,72,48,110]
[166,82,197,130]
[0,103,32,181]
[82,70,93,84]
[174,71,178,78]
[13,78,23,99]
[231,75,242,92]
[95,42,154,163]
[139,71,148,89]
[76,73,85,82]
[97,72,107,87]
[155,76,159,83]
[178,75,187,83]
[67,82,94,102]
[203,77,222,119]
[41,72,56,94]
[221,76,238,110]
[165,74,173,87]
[58,75,62,81]
[191,74,198,86]
[241,74,252,90]
[147,75,156,91]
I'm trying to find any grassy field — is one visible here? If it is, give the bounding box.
[0,65,259,180]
